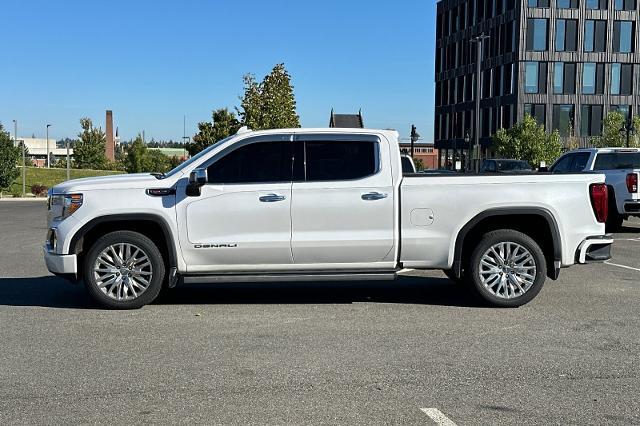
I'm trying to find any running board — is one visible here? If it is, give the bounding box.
[182,271,398,284]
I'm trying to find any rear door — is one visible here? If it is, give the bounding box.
[290,133,395,269]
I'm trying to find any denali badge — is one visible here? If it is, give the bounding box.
[194,243,238,249]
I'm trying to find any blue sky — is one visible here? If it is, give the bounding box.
[0,0,436,143]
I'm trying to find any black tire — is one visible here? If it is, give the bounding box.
[466,230,546,308]
[83,231,165,309]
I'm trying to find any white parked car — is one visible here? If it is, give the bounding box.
[45,127,613,309]
[550,148,640,230]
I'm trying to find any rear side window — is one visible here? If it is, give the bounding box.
[571,152,590,171]
[207,141,292,184]
[593,153,640,170]
[304,141,377,181]
[551,155,573,172]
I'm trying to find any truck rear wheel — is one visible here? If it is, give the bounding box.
[83,231,165,309]
[467,230,546,308]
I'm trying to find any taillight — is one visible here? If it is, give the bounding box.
[626,173,638,193]
[590,183,608,223]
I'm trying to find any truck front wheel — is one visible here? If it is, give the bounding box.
[467,230,546,308]
[83,231,166,309]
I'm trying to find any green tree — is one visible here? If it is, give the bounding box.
[0,123,21,192]
[123,135,148,173]
[592,111,640,148]
[188,108,240,156]
[493,114,563,168]
[122,135,172,173]
[238,63,300,130]
[74,118,108,169]
[144,149,171,173]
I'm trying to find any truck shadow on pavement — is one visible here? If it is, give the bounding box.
[0,275,486,309]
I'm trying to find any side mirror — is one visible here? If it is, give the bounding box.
[189,168,207,186]
[187,168,207,197]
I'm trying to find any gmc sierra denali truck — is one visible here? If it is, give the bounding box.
[44,127,613,309]
[550,147,640,230]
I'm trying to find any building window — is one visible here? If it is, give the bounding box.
[553,105,575,137]
[614,21,635,53]
[553,62,576,94]
[556,19,578,52]
[611,64,634,95]
[525,62,547,94]
[557,0,579,8]
[615,0,636,10]
[585,20,607,53]
[586,0,607,9]
[526,19,548,51]
[611,105,632,121]
[525,104,546,127]
[581,105,603,137]
[582,63,604,95]
[528,0,550,6]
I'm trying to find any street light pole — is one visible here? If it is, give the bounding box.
[46,124,52,168]
[66,140,70,181]
[471,34,489,173]
[13,120,25,196]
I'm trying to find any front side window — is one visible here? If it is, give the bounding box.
[571,152,591,171]
[551,155,574,173]
[207,141,292,184]
[527,18,548,51]
[304,141,377,181]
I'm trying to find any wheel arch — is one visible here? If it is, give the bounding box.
[452,207,562,280]
[69,214,178,278]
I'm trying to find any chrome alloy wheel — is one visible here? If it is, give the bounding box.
[93,243,153,301]
[478,241,537,299]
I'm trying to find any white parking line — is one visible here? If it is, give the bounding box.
[420,408,457,426]
[605,261,640,272]
[613,238,640,242]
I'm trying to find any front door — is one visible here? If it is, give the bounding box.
[179,135,294,273]
[290,133,396,269]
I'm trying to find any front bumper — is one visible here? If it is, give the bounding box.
[43,246,78,276]
[576,235,613,264]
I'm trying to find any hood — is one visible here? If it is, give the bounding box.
[52,173,167,193]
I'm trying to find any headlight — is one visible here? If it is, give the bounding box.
[51,193,83,220]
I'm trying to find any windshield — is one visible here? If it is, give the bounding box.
[497,161,531,171]
[161,136,234,179]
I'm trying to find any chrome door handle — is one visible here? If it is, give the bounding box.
[259,193,287,202]
[361,192,388,201]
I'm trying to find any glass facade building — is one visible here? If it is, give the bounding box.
[435,0,640,155]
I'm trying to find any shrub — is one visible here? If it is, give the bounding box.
[30,183,48,197]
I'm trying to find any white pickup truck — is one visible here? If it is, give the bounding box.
[45,128,613,309]
[550,148,640,230]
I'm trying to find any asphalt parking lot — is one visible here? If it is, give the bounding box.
[1,200,639,425]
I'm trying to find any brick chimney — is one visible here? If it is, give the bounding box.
[105,110,115,161]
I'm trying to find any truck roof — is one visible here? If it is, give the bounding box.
[576,147,640,153]
[235,126,400,140]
